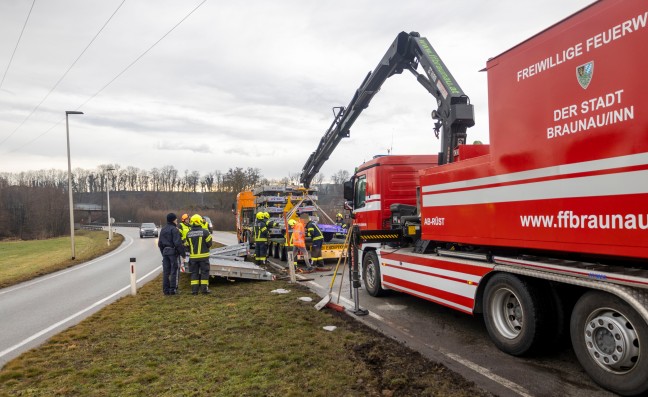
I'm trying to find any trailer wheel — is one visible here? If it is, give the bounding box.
[363,251,387,297]
[323,232,334,242]
[280,246,287,262]
[272,243,279,259]
[570,291,648,396]
[483,273,548,356]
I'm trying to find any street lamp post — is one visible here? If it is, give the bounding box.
[106,167,115,243]
[65,110,84,259]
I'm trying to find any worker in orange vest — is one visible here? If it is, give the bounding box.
[289,218,313,273]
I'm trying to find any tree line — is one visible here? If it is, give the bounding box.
[0,165,350,240]
[0,165,351,194]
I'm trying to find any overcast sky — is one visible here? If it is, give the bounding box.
[0,0,595,182]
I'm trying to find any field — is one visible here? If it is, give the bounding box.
[0,230,124,289]
[0,234,492,396]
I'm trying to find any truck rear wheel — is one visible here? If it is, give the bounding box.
[483,273,548,356]
[280,246,287,262]
[362,250,387,297]
[570,290,648,396]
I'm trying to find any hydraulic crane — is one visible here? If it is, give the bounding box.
[300,31,475,188]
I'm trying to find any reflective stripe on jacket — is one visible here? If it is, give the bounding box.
[306,221,323,241]
[187,226,212,259]
[254,220,268,242]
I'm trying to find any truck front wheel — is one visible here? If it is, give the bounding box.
[483,273,548,356]
[362,251,387,297]
[570,290,648,396]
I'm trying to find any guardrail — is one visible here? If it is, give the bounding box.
[80,224,104,231]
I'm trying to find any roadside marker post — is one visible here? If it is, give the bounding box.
[130,257,137,295]
[287,251,296,283]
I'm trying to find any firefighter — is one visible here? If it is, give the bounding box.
[176,213,191,274]
[335,212,344,226]
[178,213,191,242]
[186,214,212,295]
[302,213,324,268]
[253,211,269,266]
[264,211,277,229]
[289,218,312,272]
[158,213,185,295]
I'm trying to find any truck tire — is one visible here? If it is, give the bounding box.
[483,273,548,356]
[272,243,280,259]
[323,232,334,242]
[570,290,648,396]
[280,246,287,262]
[362,250,387,297]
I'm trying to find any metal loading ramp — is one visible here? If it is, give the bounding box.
[208,242,274,281]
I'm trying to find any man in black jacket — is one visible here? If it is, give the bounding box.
[158,213,186,295]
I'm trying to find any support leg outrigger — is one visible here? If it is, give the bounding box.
[349,226,368,316]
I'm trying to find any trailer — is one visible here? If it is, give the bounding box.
[299,1,648,395]
[252,185,348,263]
[181,242,273,281]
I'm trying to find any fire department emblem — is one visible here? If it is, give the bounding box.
[576,61,594,89]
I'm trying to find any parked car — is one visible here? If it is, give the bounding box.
[140,222,159,238]
[203,216,214,233]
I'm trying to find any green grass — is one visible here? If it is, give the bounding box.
[0,230,124,288]
[0,274,491,397]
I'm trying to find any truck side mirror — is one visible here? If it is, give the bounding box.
[343,179,354,201]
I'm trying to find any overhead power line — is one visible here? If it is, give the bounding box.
[5,0,208,155]
[0,0,36,91]
[0,0,127,147]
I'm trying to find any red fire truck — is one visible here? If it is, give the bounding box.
[300,1,648,395]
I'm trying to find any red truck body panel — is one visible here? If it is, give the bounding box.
[353,155,438,231]
[420,0,648,259]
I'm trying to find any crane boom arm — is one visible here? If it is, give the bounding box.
[300,31,475,188]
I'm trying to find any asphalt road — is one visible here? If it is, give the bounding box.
[256,240,618,397]
[0,226,163,368]
[0,229,619,396]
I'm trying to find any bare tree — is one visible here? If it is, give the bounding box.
[331,169,350,184]
[313,173,325,186]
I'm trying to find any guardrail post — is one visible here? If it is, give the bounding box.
[130,257,137,295]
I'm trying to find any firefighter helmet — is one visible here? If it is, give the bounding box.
[181,213,189,222]
[190,214,203,226]
[288,219,297,227]
[264,212,270,219]
[256,212,265,220]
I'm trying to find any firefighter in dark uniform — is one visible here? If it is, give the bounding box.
[253,212,269,266]
[158,213,185,295]
[302,213,325,268]
[186,214,212,295]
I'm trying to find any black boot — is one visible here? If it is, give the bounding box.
[192,285,199,295]
[201,286,211,295]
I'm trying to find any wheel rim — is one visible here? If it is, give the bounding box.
[583,308,640,373]
[489,287,523,339]
[365,257,377,289]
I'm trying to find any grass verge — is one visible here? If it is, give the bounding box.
[0,273,492,397]
[0,230,124,289]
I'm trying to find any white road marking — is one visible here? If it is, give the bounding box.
[0,265,160,361]
[330,293,532,397]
